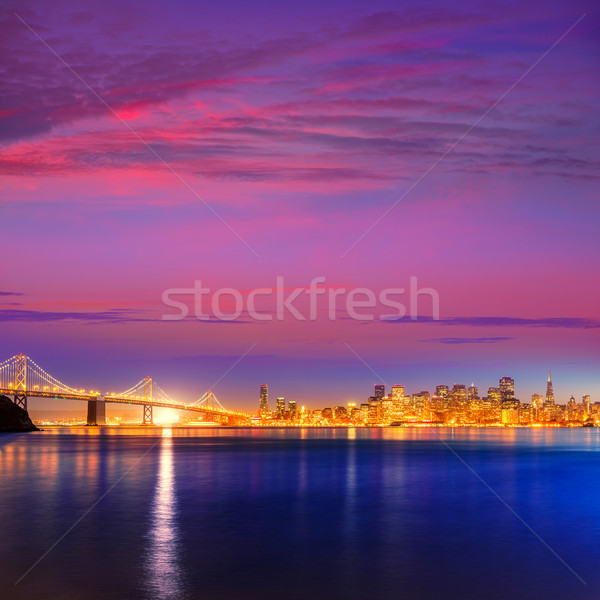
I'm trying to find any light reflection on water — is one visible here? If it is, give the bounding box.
[145,429,182,600]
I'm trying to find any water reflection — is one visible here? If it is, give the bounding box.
[145,429,182,599]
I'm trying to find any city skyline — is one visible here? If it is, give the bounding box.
[255,373,592,413]
[1,349,593,416]
[251,372,596,427]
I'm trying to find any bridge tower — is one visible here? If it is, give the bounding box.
[14,353,27,411]
[205,390,215,409]
[86,395,106,426]
[142,376,153,425]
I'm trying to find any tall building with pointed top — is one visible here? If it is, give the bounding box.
[468,383,479,400]
[545,371,555,406]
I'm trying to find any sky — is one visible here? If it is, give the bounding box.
[1,0,599,412]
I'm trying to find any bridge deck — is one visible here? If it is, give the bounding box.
[0,388,238,417]
[105,396,227,415]
[0,388,97,401]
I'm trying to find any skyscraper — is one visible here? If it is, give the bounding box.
[468,383,479,400]
[391,385,404,413]
[276,397,286,419]
[367,398,381,424]
[499,376,515,401]
[436,385,449,398]
[374,384,386,399]
[531,394,544,410]
[582,395,590,414]
[545,371,555,406]
[391,384,404,400]
[259,384,269,415]
[288,399,297,420]
[412,391,430,414]
[451,384,467,403]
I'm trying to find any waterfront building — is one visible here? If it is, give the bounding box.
[334,406,348,420]
[391,385,404,417]
[276,397,286,419]
[259,384,269,416]
[288,399,297,420]
[367,398,381,424]
[582,395,590,415]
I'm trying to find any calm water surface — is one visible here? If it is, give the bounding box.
[1,427,600,600]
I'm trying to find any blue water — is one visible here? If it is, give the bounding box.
[1,427,600,600]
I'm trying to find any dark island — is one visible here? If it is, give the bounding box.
[0,395,40,432]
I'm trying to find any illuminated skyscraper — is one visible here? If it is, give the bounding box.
[412,391,430,416]
[288,399,297,420]
[531,394,544,410]
[499,376,515,401]
[468,383,479,400]
[276,397,286,419]
[381,399,393,423]
[374,384,385,399]
[545,371,554,406]
[360,403,369,422]
[582,395,590,414]
[259,384,269,415]
[367,398,381,424]
[451,384,467,403]
[391,385,404,400]
[391,385,404,413]
[436,385,449,398]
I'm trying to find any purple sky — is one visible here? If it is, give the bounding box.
[1,0,599,411]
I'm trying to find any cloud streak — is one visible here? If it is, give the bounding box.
[385,316,600,329]
[421,337,514,344]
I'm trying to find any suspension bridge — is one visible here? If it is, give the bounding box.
[0,354,250,425]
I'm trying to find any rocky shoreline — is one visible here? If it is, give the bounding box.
[0,395,40,432]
